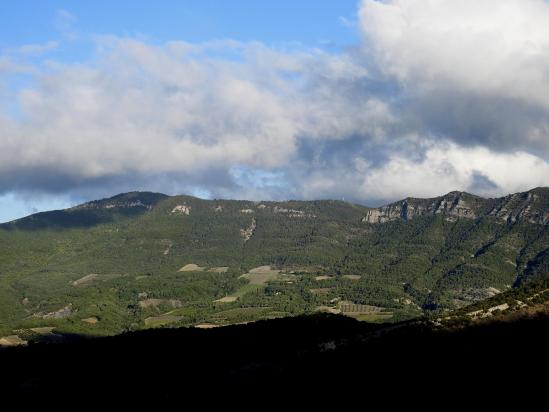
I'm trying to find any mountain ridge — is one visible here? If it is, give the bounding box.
[4,186,549,227]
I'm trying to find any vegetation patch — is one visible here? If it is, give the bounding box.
[310,288,333,294]
[139,298,164,308]
[208,267,229,273]
[240,266,281,285]
[351,312,394,322]
[316,301,393,322]
[208,307,286,324]
[138,299,182,309]
[144,315,184,327]
[214,266,283,303]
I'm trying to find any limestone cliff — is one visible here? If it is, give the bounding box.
[362,189,549,225]
[362,191,479,223]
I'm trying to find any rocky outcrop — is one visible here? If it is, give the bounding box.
[273,206,315,218]
[489,191,549,225]
[171,204,191,215]
[362,192,477,224]
[240,218,256,242]
[76,200,154,211]
[362,207,402,224]
[42,304,74,319]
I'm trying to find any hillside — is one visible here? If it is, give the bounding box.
[0,188,548,341]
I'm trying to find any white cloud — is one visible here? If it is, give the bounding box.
[0,57,35,74]
[359,0,549,152]
[0,39,381,195]
[358,142,549,200]
[360,0,549,100]
[16,41,59,56]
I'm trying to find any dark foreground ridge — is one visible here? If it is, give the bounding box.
[3,311,549,404]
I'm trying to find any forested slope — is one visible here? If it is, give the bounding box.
[0,188,548,339]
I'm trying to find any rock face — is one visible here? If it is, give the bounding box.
[240,218,256,242]
[362,192,477,224]
[171,205,191,215]
[43,304,74,319]
[272,206,315,218]
[488,191,549,225]
[77,200,154,210]
[362,189,549,226]
[73,192,167,211]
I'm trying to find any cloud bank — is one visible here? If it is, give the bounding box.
[360,0,549,154]
[1,0,549,216]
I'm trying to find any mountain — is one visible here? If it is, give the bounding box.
[0,188,548,341]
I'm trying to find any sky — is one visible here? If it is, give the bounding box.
[1,0,549,222]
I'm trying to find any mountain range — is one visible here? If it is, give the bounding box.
[1,187,548,342]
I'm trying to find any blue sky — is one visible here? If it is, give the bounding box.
[1,1,359,50]
[1,0,549,223]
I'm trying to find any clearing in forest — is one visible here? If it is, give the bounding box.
[144,315,183,327]
[239,266,281,285]
[214,266,282,303]
[30,327,55,334]
[72,273,124,287]
[214,296,239,303]
[178,264,205,272]
[138,299,182,309]
[317,301,393,322]
[194,324,219,329]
